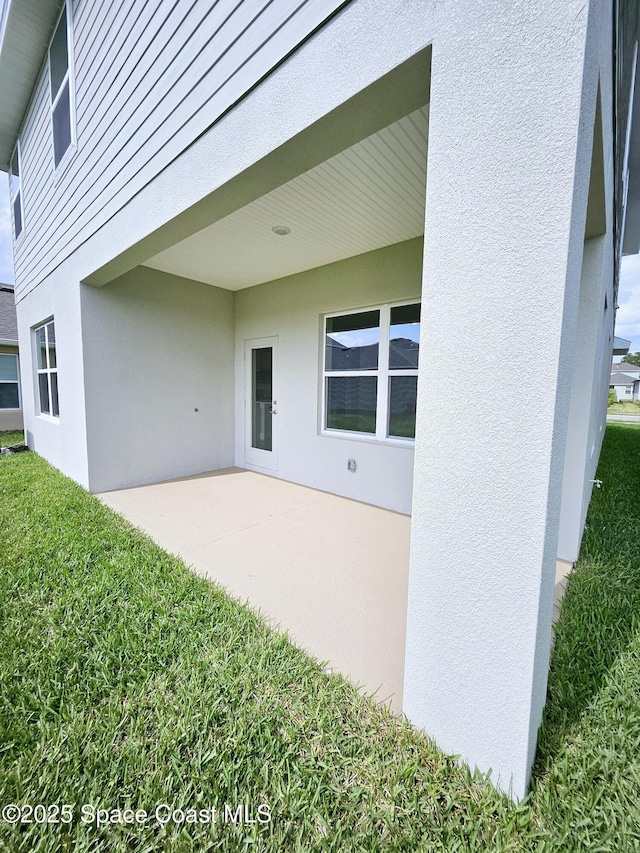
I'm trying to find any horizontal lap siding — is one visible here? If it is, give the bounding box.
[14,0,348,295]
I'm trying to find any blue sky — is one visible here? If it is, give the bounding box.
[1,172,640,353]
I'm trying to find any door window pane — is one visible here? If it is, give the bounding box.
[388,376,417,438]
[251,347,272,451]
[326,376,377,433]
[389,303,420,369]
[326,310,380,371]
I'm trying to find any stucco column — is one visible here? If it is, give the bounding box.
[404,0,601,798]
[557,237,609,563]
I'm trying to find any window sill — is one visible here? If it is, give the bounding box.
[36,413,60,425]
[320,429,414,448]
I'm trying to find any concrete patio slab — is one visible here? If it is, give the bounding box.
[97,468,411,712]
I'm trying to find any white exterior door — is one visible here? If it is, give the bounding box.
[245,337,278,471]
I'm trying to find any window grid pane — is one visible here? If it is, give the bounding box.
[39,373,50,414]
[323,303,420,441]
[326,376,377,434]
[35,321,58,417]
[13,193,22,239]
[0,384,19,409]
[49,7,68,97]
[53,81,72,167]
[0,355,18,382]
[389,303,420,370]
[325,310,380,371]
[50,373,59,418]
[388,376,417,439]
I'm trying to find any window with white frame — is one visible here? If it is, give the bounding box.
[35,320,59,417]
[9,143,23,239]
[48,1,75,168]
[0,354,20,410]
[323,302,421,440]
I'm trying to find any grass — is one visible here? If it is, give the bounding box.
[0,430,25,448]
[607,400,640,415]
[1,425,640,850]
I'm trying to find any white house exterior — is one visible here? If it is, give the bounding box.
[2,0,640,799]
[609,371,637,401]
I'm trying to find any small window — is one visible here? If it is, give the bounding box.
[9,143,23,239]
[48,2,75,168]
[323,302,420,440]
[0,354,20,409]
[34,320,59,417]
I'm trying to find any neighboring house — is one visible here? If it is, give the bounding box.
[609,360,640,401]
[609,371,637,401]
[611,360,640,378]
[1,0,639,800]
[0,283,22,431]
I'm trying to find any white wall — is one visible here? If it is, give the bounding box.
[234,239,422,514]
[404,0,610,799]
[80,267,235,493]
[14,268,89,486]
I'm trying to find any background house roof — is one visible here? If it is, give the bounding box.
[0,0,60,168]
[610,372,636,385]
[612,361,640,373]
[0,283,18,343]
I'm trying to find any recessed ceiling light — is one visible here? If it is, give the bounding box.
[272,225,291,236]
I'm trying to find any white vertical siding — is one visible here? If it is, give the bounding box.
[14,0,349,296]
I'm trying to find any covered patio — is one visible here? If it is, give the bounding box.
[98,468,411,712]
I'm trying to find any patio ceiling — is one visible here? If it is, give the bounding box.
[142,105,428,291]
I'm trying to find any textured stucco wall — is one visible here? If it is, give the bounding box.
[404,0,610,798]
[234,239,422,514]
[558,236,612,563]
[15,270,89,486]
[80,267,235,493]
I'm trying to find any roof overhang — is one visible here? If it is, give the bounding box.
[613,335,631,354]
[0,0,61,168]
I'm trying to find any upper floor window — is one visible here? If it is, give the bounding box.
[35,320,59,418]
[323,302,421,441]
[9,144,23,239]
[48,1,75,168]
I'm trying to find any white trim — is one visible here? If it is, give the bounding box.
[321,300,420,443]
[48,0,76,174]
[244,336,278,472]
[33,318,59,420]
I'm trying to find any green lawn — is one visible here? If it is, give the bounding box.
[1,426,640,851]
[607,400,640,415]
[0,429,25,448]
